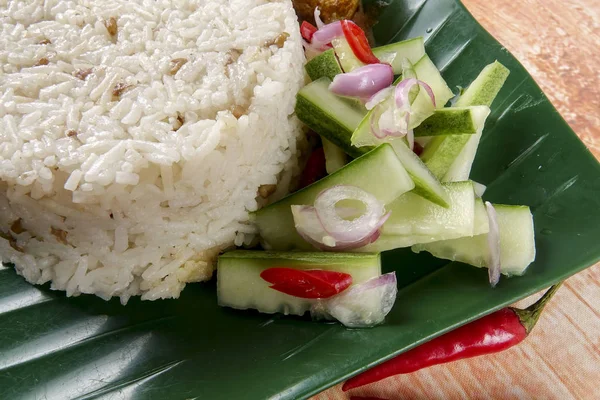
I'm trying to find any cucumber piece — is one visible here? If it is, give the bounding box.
[372,37,426,73]
[420,105,490,180]
[350,113,450,207]
[321,137,348,174]
[306,38,425,80]
[253,144,415,251]
[359,181,476,251]
[413,107,479,137]
[473,198,490,235]
[472,180,487,197]
[331,37,364,72]
[305,49,343,81]
[390,139,450,207]
[455,61,511,107]
[442,62,510,182]
[217,251,381,316]
[414,54,454,110]
[295,77,367,158]
[412,204,535,276]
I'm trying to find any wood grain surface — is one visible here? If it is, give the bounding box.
[315,1,600,399]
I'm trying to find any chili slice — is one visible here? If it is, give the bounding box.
[301,21,318,42]
[341,20,380,64]
[343,283,562,391]
[260,267,352,299]
[298,147,327,189]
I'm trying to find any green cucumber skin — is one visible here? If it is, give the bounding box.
[217,251,381,316]
[372,37,426,73]
[456,61,510,107]
[414,108,477,137]
[253,144,414,251]
[305,49,343,81]
[295,88,367,159]
[420,134,472,179]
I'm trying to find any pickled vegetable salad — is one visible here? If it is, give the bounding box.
[217,13,536,328]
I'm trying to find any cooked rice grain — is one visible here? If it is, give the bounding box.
[0,0,306,303]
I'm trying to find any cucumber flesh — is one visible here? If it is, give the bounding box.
[442,61,510,181]
[420,106,490,180]
[414,54,454,110]
[412,204,535,276]
[331,37,364,72]
[473,198,490,235]
[358,181,476,251]
[305,49,343,81]
[390,139,450,207]
[217,251,381,316]
[473,181,487,197]
[253,144,415,251]
[295,77,367,158]
[372,37,426,73]
[350,120,450,207]
[321,137,348,174]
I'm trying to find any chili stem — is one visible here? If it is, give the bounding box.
[512,281,563,334]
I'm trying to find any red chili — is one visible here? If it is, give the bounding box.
[260,267,352,299]
[343,283,562,391]
[298,147,327,189]
[341,20,380,65]
[301,21,318,42]
[412,141,424,156]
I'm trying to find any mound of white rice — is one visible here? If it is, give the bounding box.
[0,0,306,303]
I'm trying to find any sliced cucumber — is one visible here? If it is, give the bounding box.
[253,144,415,251]
[321,137,348,174]
[372,37,426,73]
[472,181,487,197]
[441,61,510,182]
[412,204,535,276]
[390,139,450,207]
[305,49,343,81]
[217,251,381,316]
[455,61,511,108]
[473,198,490,235]
[295,77,367,158]
[420,105,490,180]
[414,107,479,137]
[331,37,364,72]
[359,181,476,251]
[414,54,454,110]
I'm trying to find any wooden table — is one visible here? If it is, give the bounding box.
[315,1,600,398]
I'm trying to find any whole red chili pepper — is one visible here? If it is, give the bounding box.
[343,283,562,391]
[299,147,327,189]
[260,267,352,299]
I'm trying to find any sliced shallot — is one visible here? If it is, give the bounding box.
[485,201,501,287]
[311,21,342,50]
[395,78,436,109]
[366,86,393,110]
[329,64,394,99]
[315,272,398,328]
[314,185,385,243]
[314,7,325,29]
[291,186,389,251]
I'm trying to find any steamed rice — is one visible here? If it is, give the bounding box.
[0,0,306,302]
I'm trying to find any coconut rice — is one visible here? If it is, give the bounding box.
[0,0,306,302]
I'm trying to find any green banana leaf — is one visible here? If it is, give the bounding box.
[1,0,599,399]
